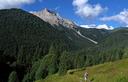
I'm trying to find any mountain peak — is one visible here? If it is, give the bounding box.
[33,8,77,29]
[42,8,57,16]
[44,8,48,11]
[43,8,49,13]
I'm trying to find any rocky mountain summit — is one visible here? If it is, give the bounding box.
[33,8,77,29]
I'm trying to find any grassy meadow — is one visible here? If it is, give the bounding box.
[36,58,128,82]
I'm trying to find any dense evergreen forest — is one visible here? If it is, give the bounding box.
[0,9,128,82]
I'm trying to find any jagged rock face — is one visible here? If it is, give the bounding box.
[33,8,77,29]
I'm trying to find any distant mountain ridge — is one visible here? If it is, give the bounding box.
[32,8,110,46]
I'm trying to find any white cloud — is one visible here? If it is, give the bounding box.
[80,24,114,30]
[96,24,114,30]
[100,9,128,25]
[0,0,41,9]
[73,0,107,18]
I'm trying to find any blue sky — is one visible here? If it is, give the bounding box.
[0,0,128,28]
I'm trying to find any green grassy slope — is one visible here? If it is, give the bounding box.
[36,58,128,82]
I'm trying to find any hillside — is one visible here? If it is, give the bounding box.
[0,8,73,82]
[37,58,128,82]
[99,28,128,48]
[0,8,72,60]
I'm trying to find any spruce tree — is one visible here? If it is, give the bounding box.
[8,71,19,82]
